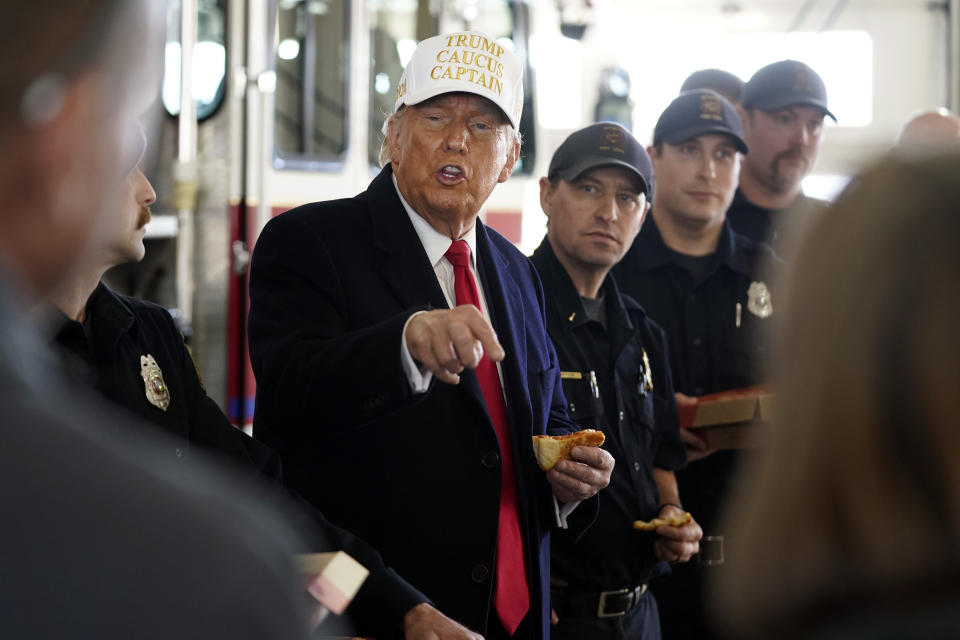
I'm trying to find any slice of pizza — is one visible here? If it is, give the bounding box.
[532,429,605,471]
[632,511,693,531]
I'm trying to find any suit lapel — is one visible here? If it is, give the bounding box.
[476,224,539,549]
[368,167,449,312]
[475,222,532,434]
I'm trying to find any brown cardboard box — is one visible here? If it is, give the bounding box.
[677,385,774,449]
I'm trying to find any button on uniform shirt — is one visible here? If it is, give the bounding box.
[531,239,686,591]
[726,188,827,259]
[612,216,780,533]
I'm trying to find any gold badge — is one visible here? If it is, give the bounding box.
[140,354,170,411]
[699,93,723,121]
[603,125,624,149]
[793,67,814,95]
[747,282,773,319]
[640,349,654,395]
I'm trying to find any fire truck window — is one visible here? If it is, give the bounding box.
[273,0,349,168]
[162,0,227,122]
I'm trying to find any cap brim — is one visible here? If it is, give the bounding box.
[753,98,836,122]
[553,157,650,195]
[658,124,749,154]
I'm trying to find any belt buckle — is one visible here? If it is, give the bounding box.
[699,535,725,566]
[597,588,629,618]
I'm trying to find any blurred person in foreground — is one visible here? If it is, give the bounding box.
[896,107,960,153]
[48,155,477,639]
[727,60,834,257]
[531,122,701,638]
[249,30,614,639]
[0,2,315,637]
[712,152,960,639]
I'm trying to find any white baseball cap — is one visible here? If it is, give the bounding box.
[393,31,524,130]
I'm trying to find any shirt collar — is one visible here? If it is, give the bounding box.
[392,174,478,269]
[633,215,754,277]
[531,236,635,332]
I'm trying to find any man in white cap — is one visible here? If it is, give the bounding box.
[248,31,614,639]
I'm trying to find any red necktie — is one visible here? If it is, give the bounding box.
[445,240,529,634]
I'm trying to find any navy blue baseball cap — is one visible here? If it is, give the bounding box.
[653,90,749,154]
[548,122,652,195]
[741,60,836,121]
[680,68,745,105]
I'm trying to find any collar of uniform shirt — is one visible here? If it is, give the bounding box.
[636,215,755,278]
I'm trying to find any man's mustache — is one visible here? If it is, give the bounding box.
[136,206,152,229]
[773,147,809,169]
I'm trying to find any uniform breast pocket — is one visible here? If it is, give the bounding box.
[560,373,604,423]
[625,386,657,433]
[723,318,769,385]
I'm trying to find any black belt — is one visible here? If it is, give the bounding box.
[552,584,648,618]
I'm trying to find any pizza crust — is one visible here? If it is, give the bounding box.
[531,429,605,471]
[632,511,693,531]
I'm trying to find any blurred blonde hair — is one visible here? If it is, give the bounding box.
[713,153,960,637]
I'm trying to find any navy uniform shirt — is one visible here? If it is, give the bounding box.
[612,216,779,532]
[51,282,276,476]
[726,187,827,258]
[531,239,686,591]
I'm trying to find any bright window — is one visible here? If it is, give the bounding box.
[162,0,227,121]
[627,30,873,141]
[272,0,349,169]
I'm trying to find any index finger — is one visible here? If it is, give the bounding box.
[459,308,505,362]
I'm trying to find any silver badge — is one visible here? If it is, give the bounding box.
[747,281,773,319]
[140,354,170,411]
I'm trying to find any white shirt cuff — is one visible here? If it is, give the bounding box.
[401,311,433,394]
[554,497,582,529]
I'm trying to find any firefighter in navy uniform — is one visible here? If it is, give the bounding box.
[531,123,701,639]
[612,91,780,639]
[52,282,278,475]
[727,60,835,257]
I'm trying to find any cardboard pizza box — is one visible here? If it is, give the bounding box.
[677,385,774,449]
